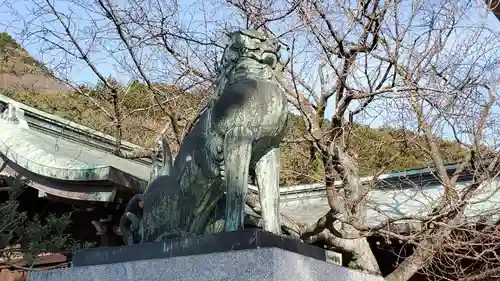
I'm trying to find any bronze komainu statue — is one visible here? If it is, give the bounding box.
[120,29,288,244]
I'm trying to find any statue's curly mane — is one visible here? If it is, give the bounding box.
[212,29,281,103]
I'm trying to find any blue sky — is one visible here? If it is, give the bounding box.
[1,0,497,86]
[0,0,499,147]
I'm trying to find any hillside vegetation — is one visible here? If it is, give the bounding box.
[0,32,67,93]
[0,33,466,185]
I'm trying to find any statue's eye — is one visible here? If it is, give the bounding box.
[225,49,239,62]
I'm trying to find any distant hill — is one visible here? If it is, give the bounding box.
[0,33,466,185]
[0,32,67,92]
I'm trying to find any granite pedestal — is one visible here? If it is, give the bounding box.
[28,229,383,281]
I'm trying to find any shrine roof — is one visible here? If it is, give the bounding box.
[0,93,150,201]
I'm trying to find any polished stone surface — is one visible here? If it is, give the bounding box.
[29,247,383,281]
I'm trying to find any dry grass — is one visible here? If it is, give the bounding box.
[0,32,67,93]
[0,73,68,93]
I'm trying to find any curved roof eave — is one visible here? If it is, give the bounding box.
[0,158,117,202]
[0,107,149,194]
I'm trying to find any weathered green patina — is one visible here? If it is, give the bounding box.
[0,94,150,203]
[120,29,288,244]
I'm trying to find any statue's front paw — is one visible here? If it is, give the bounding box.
[219,162,226,180]
[215,145,226,179]
[204,219,225,234]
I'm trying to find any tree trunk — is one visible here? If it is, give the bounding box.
[344,236,381,275]
[384,239,433,281]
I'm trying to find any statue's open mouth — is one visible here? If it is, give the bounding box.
[239,50,279,69]
[228,29,282,69]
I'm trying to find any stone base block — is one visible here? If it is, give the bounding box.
[29,247,382,281]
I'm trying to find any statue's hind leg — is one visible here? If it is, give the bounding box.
[223,127,253,232]
[255,147,282,234]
